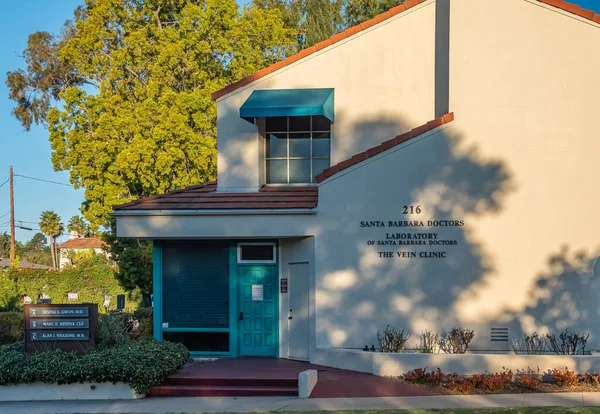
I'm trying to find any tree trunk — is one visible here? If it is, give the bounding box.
[53,237,59,268]
[50,238,56,268]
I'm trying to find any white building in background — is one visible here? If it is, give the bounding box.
[57,234,108,268]
[113,0,600,363]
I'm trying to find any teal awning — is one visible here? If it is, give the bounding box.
[240,88,334,124]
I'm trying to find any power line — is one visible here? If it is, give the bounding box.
[0,178,8,189]
[0,212,8,219]
[14,174,72,187]
[16,220,38,224]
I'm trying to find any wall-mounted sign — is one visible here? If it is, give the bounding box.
[280,278,288,294]
[25,304,97,354]
[67,292,78,301]
[252,284,264,301]
[361,205,464,260]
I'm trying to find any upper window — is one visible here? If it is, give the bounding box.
[265,116,331,184]
[237,243,276,264]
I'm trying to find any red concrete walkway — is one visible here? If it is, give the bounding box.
[153,357,435,398]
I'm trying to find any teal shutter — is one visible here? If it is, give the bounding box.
[162,244,229,328]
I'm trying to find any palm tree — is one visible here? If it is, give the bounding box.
[67,215,90,238]
[39,211,64,268]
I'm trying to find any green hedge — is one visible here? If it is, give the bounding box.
[0,257,142,313]
[0,339,190,394]
[0,313,24,345]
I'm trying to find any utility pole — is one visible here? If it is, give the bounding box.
[9,166,15,264]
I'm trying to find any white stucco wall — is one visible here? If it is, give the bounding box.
[215,0,437,191]
[115,0,600,356]
[59,248,107,268]
[315,108,600,351]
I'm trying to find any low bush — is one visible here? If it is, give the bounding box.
[98,308,153,347]
[0,312,24,345]
[403,368,514,393]
[551,367,578,387]
[0,338,189,394]
[471,370,514,392]
[376,325,411,352]
[438,327,475,354]
[515,367,542,390]
[414,330,440,353]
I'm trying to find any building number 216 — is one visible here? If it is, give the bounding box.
[403,205,422,214]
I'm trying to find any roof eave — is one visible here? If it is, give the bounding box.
[111,208,319,216]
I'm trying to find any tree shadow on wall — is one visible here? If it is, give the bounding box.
[499,246,600,347]
[315,116,515,350]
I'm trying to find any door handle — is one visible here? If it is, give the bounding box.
[239,312,244,321]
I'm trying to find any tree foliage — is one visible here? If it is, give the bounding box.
[304,0,334,47]
[253,0,406,47]
[7,0,297,229]
[103,220,153,295]
[0,233,52,267]
[67,215,91,237]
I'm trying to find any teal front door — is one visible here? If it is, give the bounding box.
[238,266,277,356]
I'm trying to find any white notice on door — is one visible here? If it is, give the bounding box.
[252,284,264,301]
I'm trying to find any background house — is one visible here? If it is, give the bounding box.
[57,233,109,268]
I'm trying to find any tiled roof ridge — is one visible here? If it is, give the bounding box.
[315,112,454,183]
[57,237,107,249]
[113,181,217,210]
[539,0,600,23]
[211,0,600,101]
[211,0,431,100]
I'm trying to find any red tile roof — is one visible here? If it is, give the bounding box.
[113,182,318,211]
[315,113,454,183]
[211,1,599,101]
[539,0,600,23]
[57,237,107,250]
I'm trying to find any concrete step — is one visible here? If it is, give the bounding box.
[148,384,299,397]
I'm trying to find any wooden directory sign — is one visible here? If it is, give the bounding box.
[24,304,98,354]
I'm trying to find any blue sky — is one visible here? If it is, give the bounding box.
[0,0,598,243]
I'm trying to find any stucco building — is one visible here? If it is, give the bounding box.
[57,235,109,268]
[114,0,600,361]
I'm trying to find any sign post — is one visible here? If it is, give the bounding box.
[24,304,98,354]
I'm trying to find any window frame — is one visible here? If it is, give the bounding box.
[237,242,277,264]
[264,116,331,185]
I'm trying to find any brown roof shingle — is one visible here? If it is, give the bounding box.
[113,182,318,211]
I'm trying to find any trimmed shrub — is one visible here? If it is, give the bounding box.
[515,368,542,390]
[0,312,24,345]
[551,367,578,387]
[376,325,411,352]
[414,330,440,353]
[438,327,475,354]
[98,308,153,347]
[0,258,142,313]
[0,338,190,394]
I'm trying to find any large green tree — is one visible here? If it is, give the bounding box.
[39,211,64,268]
[7,0,297,292]
[7,0,297,229]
